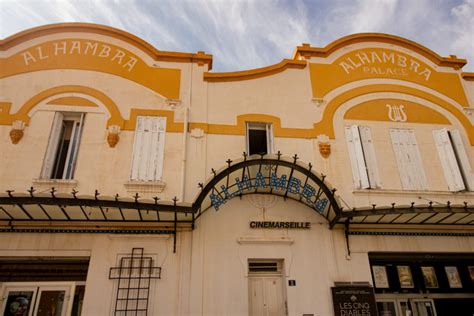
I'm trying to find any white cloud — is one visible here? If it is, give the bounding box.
[0,0,472,71]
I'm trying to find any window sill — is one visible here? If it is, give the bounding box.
[32,179,78,191]
[353,189,474,197]
[124,180,166,194]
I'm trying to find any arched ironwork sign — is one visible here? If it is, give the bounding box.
[193,153,341,223]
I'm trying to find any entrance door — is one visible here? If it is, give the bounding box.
[410,299,437,316]
[248,260,287,316]
[0,282,75,316]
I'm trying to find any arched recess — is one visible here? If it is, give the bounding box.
[5,85,125,127]
[314,84,474,145]
[192,154,342,224]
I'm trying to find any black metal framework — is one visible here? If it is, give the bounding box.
[109,248,161,316]
[1,153,473,238]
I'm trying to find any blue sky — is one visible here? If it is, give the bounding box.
[1,0,473,71]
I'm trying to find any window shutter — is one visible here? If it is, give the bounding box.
[407,130,428,190]
[266,124,274,154]
[390,129,428,190]
[41,112,64,179]
[64,113,84,179]
[345,126,369,189]
[130,116,145,180]
[433,129,465,191]
[130,116,166,181]
[449,130,472,190]
[359,126,381,188]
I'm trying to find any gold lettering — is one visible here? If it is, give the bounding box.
[21,51,36,65]
[363,66,370,73]
[347,57,361,68]
[36,46,49,60]
[339,61,354,74]
[382,52,395,64]
[69,41,81,54]
[123,57,137,71]
[371,51,382,63]
[356,52,370,64]
[98,45,111,57]
[397,55,407,67]
[54,41,67,55]
[419,68,431,81]
[111,50,126,64]
[84,42,98,55]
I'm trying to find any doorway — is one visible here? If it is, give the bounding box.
[0,282,76,316]
[248,260,287,316]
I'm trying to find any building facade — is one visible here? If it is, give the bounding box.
[0,23,473,316]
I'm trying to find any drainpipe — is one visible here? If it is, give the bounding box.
[180,63,192,202]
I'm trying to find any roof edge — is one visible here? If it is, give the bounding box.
[0,22,213,69]
[203,59,306,82]
[294,33,467,69]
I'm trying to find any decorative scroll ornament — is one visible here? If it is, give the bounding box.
[9,120,25,144]
[386,104,407,122]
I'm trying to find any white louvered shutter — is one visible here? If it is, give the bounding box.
[359,126,381,188]
[41,112,64,179]
[266,123,274,154]
[130,116,166,181]
[450,130,473,190]
[390,129,428,190]
[64,113,84,179]
[345,126,370,189]
[407,130,428,190]
[433,129,465,191]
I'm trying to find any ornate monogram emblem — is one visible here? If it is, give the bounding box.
[386,104,407,122]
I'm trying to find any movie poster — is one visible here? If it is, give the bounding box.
[397,266,414,288]
[421,266,438,288]
[445,266,462,288]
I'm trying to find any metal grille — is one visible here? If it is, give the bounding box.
[109,248,161,316]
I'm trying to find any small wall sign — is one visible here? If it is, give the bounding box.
[250,221,310,229]
[289,280,296,286]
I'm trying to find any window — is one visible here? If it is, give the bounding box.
[345,125,381,189]
[41,112,84,179]
[433,129,472,191]
[246,122,273,155]
[389,129,428,190]
[130,116,166,181]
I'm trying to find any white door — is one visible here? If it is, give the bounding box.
[249,276,286,316]
[0,282,75,316]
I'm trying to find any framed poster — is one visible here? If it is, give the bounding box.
[468,266,474,283]
[445,266,462,288]
[372,265,389,288]
[421,266,438,288]
[397,266,414,288]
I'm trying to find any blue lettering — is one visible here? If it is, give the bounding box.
[301,183,316,203]
[210,193,225,211]
[287,177,301,193]
[236,175,253,193]
[315,198,329,213]
[255,172,266,188]
[270,173,286,191]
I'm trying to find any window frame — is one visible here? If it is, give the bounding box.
[246,122,274,156]
[40,112,85,180]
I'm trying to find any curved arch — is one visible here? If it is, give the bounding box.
[314,84,474,145]
[9,85,125,127]
[192,155,341,224]
[295,33,466,69]
[0,22,212,68]
[204,59,306,82]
